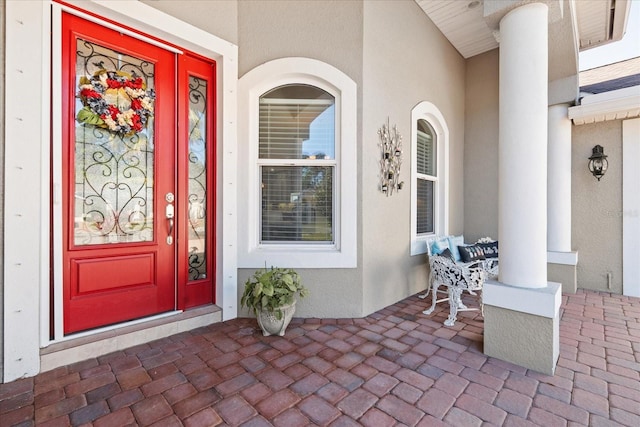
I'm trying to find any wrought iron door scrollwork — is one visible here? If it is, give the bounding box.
[187,76,208,280]
[74,39,155,245]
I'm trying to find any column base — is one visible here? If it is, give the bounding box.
[483,280,562,375]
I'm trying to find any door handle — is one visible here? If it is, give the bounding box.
[166,203,174,245]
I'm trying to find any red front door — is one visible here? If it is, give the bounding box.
[61,12,215,334]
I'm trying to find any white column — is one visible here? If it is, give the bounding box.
[498,3,548,288]
[623,118,640,297]
[4,0,48,380]
[547,104,572,252]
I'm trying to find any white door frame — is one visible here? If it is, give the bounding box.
[3,0,238,382]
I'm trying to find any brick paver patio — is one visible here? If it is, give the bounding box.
[1,289,639,426]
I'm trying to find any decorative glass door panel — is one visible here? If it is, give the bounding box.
[177,55,216,309]
[62,13,176,334]
[73,39,155,246]
[187,75,208,280]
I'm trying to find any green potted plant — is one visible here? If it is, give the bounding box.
[240,266,309,336]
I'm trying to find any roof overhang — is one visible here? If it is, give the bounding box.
[568,85,640,125]
[576,0,632,51]
[416,0,632,59]
[415,0,632,104]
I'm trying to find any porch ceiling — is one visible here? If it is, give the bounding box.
[415,0,631,59]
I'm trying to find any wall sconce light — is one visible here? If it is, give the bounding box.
[588,145,608,181]
[378,118,403,196]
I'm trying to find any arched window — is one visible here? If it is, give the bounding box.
[238,58,357,268]
[259,84,336,243]
[411,102,449,255]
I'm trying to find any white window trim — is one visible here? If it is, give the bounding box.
[238,58,357,268]
[411,102,449,255]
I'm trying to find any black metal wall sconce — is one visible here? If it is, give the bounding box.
[378,117,403,196]
[588,145,608,181]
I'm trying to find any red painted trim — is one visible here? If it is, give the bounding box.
[177,55,217,310]
[54,0,185,54]
[54,0,218,64]
[61,12,176,333]
[57,4,219,333]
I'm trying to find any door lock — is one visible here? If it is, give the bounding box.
[166,198,175,245]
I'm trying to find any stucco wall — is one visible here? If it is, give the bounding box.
[237,0,363,83]
[362,0,466,315]
[141,0,238,45]
[572,120,623,293]
[484,304,559,375]
[236,0,365,318]
[464,49,499,242]
[233,0,467,318]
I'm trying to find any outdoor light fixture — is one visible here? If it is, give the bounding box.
[588,145,608,181]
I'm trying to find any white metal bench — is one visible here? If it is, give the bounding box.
[420,236,498,326]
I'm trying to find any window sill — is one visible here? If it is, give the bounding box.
[239,245,356,269]
[411,234,436,256]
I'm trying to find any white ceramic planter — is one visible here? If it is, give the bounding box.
[256,301,296,336]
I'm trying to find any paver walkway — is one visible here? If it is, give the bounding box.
[1,289,639,426]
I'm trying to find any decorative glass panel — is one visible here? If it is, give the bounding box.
[187,75,208,281]
[261,166,333,243]
[73,39,155,245]
[259,85,335,160]
[417,178,434,234]
[417,119,436,176]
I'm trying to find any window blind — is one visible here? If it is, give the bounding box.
[417,178,434,235]
[259,99,334,159]
[416,128,436,176]
[261,166,333,243]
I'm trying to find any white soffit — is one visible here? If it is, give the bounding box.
[575,0,612,49]
[569,85,640,125]
[415,0,498,59]
[415,0,630,59]
[577,0,631,50]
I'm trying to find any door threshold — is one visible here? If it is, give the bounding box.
[40,305,222,373]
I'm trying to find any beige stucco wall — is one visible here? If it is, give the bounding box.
[464,49,499,242]
[572,120,623,293]
[70,0,469,320]
[484,305,559,375]
[237,0,363,83]
[141,0,238,45]
[236,0,365,318]
[361,0,466,315]
[548,263,577,294]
